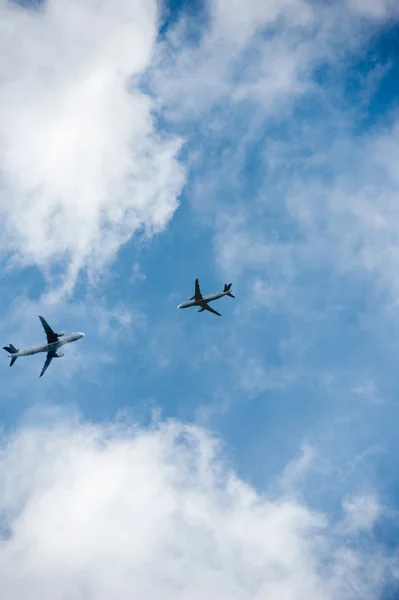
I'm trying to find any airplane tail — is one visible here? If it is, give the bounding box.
[3,344,19,367]
[224,283,235,298]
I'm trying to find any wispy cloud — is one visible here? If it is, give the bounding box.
[150,0,399,310]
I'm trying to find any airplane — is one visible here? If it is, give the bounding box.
[3,316,85,377]
[177,279,235,316]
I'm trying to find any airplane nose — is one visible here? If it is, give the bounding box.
[177,303,182,309]
[79,332,85,338]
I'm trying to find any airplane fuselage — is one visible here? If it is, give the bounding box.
[6,333,85,358]
[178,291,228,309]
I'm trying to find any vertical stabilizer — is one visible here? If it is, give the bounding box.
[223,283,235,298]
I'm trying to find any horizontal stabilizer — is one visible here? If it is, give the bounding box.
[3,344,18,354]
[227,292,235,298]
[3,345,19,367]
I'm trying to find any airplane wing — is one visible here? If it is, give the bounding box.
[194,278,203,301]
[39,316,59,344]
[39,350,56,378]
[204,304,222,316]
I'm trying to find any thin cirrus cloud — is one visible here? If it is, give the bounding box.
[0,412,395,600]
[0,0,185,295]
[151,0,399,306]
[152,0,315,125]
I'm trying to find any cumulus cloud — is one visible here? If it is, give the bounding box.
[0,413,395,599]
[0,0,185,294]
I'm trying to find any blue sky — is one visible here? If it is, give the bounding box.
[1,0,399,598]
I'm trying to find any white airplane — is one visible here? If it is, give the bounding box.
[178,278,235,316]
[3,316,85,377]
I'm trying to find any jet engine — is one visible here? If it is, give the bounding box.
[55,352,65,358]
[197,307,205,312]
[189,295,195,300]
[56,332,65,337]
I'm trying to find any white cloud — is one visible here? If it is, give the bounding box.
[0,0,396,301]
[152,0,318,126]
[203,105,399,311]
[342,494,382,533]
[236,355,295,395]
[0,413,395,599]
[150,0,399,310]
[0,0,185,294]
[1,0,392,300]
[347,0,399,19]
[280,443,316,492]
[353,380,383,405]
[283,125,399,299]
[153,0,394,137]
[252,279,288,309]
[210,0,314,46]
